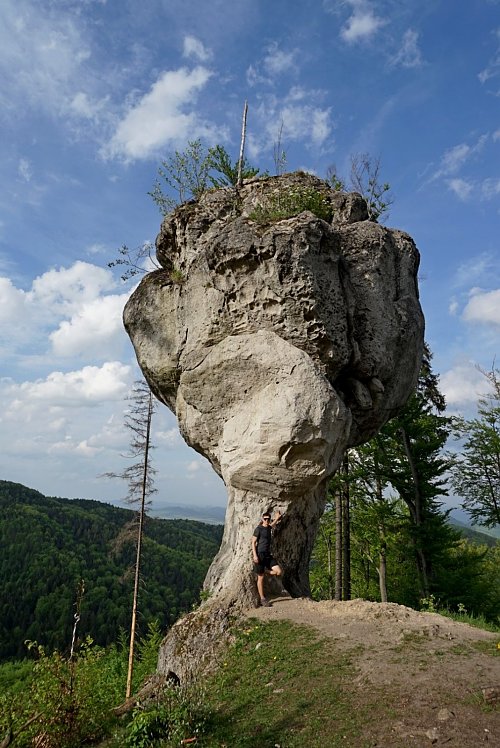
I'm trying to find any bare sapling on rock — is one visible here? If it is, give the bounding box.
[123,171,425,682]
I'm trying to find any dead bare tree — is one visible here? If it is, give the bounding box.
[273,120,287,176]
[102,379,157,699]
[237,100,248,187]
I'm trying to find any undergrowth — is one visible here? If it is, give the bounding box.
[196,619,366,747]
[249,186,333,224]
[420,595,500,633]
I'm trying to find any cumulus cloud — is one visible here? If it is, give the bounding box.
[0,261,129,361]
[182,35,212,62]
[463,288,500,326]
[0,277,29,325]
[340,0,385,43]
[391,29,422,68]
[31,261,116,312]
[0,363,133,481]
[9,362,131,409]
[49,293,129,358]
[104,66,215,160]
[440,363,494,406]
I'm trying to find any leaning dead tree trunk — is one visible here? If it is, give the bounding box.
[102,380,157,700]
[126,388,154,700]
[236,100,248,187]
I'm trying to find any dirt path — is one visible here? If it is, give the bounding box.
[247,597,500,747]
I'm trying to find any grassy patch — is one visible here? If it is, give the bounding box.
[438,610,500,634]
[390,631,430,653]
[249,187,333,224]
[198,619,369,748]
[471,640,500,657]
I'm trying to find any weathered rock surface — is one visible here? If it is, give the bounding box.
[124,172,424,681]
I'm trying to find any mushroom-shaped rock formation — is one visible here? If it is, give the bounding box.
[124,172,424,681]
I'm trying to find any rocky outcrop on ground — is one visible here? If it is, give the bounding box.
[124,172,424,681]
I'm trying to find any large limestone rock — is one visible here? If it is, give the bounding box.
[124,172,424,681]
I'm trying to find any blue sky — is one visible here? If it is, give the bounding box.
[0,0,499,510]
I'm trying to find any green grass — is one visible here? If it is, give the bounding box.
[97,620,374,748]
[249,186,333,224]
[438,610,500,634]
[195,619,369,748]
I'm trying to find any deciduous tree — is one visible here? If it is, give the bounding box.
[452,367,500,528]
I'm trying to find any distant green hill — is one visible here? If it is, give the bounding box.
[449,519,499,548]
[0,480,222,661]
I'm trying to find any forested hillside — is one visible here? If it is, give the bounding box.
[0,480,222,660]
[449,520,499,548]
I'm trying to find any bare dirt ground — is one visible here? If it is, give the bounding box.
[247,597,500,747]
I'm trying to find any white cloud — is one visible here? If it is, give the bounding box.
[441,363,493,406]
[86,243,108,256]
[104,66,215,161]
[182,35,212,62]
[430,135,488,181]
[156,428,181,447]
[0,0,93,118]
[311,109,331,145]
[447,177,473,201]
[30,261,116,313]
[8,362,131,409]
[478,26,500,85]
[187,459,202,473]
[49,293,129,358]
[0,261,129,362]
[246,43,298,87]
[452,253,498,290]
[69,92,110,122]
[263,43,297,76]
[391,29,422,69]
[252,88,333,155]
[0,277,28,325]
[0,365,133,473]
[340,1,385,43]
[463,288,500,326]
[18,158,33,182]
[280,104,332,145]
[481,177,500,199]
